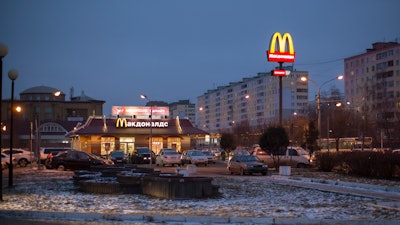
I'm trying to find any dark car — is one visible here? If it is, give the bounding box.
[132,148,155,164]
[227,155,268,176]
[47,150,114,171]
[109,151,128,164]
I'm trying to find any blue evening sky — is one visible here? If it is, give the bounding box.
[1,0,399,116]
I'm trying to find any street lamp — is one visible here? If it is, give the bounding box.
[0,43,8,200]
[8,69,18,187]
[140,94,153,168]
[301,75,343,138]
[36,89,62,169]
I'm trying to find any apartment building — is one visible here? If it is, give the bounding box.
[1,85,105,149]
[197,69,309,134]
[344,41,400,144]
[169,100,196,126]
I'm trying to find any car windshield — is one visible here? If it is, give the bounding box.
[164,151,179,155]
[111,152,124,157]
[190,151,204,156]
[138,149,151,154]
[233,150,250,156]
[240,155,260,162]
[202,151,212,156]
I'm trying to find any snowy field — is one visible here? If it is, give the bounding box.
[0,168,399,223]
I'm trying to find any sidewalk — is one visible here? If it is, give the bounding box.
[1,210,400,225]
[266,175,400,202]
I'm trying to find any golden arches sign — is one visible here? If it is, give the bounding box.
[116,118,128,128]
[266,32,296,63]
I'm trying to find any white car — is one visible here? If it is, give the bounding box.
[155,148,181,167]
[2,148,34,167]
[201,150,217,164]
[181,150,208,166]
[1,153,16,169]
[261,147,310,168]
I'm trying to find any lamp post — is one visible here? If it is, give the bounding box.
[0,43,8,200]
[140,94,153,168]
[301,75,343,138]
[36,90,61,169]
[8,69,18,187]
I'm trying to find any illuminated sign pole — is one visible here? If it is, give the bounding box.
[140,94,153,168]
[266,32,296,125]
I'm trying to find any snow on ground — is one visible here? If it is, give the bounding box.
[0,168,399,221]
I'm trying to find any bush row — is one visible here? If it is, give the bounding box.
[314,151,400,179]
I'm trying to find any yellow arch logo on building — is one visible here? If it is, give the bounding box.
[267,32,296,63]
[116,118,128,128]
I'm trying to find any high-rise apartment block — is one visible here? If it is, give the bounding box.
[344,42,400,139]
[169,100,196,126]
[197,69,309,134]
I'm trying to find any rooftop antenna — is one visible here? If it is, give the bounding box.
[70,87,74,100]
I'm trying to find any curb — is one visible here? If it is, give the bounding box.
[1,210,399,225]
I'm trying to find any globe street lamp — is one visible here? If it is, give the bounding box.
[140,94,153,168]
[0,43,8,200]
[8,69,18,187]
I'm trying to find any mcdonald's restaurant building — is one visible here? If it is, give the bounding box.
[66,106,208,156]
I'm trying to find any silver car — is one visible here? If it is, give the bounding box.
[181,150,208,166]
[156,148,181,167]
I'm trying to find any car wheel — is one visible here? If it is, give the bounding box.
[204,163,207,167]
[18,158,29,167]
[262,172,267,176]
[240,168,244,176]
[57,164,66,171]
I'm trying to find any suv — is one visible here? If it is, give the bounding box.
[2,148,34,167]
[132,148,155,164]
[40,147,73,163]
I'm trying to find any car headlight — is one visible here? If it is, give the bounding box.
[262,165,268,168]
[247,164,254,168]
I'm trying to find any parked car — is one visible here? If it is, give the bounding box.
[155,148,181,167]
[1,153,16,169]
[181,150,208,166]
[40,147,73,163]
[227,155,268,176]
[252,149,270,163]
[210,149,222,159]
[2,148,34,167]
[46,150,114,171]
[228,149,250,161]
[263,147,310,168]
[109,151,128,164]
[132,148,155,164]
[201,150,217,164]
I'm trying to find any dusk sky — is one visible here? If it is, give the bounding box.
[1,0,400,116]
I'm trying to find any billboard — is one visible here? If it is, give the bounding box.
[111,106,169,117]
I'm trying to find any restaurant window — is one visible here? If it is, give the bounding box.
[101,137,115,156]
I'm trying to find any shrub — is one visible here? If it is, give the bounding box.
[315,151,400,179]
